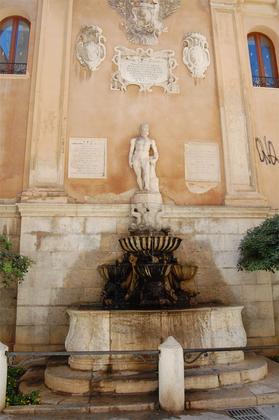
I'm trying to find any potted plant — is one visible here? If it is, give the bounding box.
[237,214,279,273]
[0,235,33,287]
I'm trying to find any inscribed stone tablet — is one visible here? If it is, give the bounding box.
[120,57,168,85]
[111,46,179,93]
[68,138,107,179]
[185,142,220,183]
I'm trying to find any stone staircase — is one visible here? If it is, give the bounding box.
[44,354,267,394]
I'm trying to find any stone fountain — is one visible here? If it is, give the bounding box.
[45,124,268,396]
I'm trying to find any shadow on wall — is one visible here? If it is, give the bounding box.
[175,234,275,340]
[28,230,274,348]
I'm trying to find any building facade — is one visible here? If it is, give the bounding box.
[0,0,279,351]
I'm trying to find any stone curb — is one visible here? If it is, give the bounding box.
[4,401,156,415]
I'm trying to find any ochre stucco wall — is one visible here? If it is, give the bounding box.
[243,13,279,209]
[65,0,225,205]
[1,1,279,209]
[0,0,37,199]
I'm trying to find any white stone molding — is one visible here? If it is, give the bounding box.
[183,32,210,79]
[111,46,179,93]
[210,2,268,207]
[108,0,180,45]
[15,203,272,219]
[76,25,106,72]
[26,0,74,189]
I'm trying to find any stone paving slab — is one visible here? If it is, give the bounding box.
[2,406,279,419]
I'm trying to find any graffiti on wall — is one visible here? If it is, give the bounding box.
[255,137,279,166]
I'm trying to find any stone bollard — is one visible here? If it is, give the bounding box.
[0,342,8,412]
[158,336,185,412]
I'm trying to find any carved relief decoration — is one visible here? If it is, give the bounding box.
[108,0,181,45]
[111,46,179,93]
[183,32,210,79]
[76,25,106,71]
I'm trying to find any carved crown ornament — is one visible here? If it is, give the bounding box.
[108,0,181,45]
[182,32,210,80]
[76,25,106,72]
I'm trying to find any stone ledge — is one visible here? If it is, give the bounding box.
[14,203,275,219]
[0,205,19,218]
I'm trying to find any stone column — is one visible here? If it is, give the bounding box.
[210,0,267,207]
[0,342,8,412]
[23,0,73,201]
[159,336,185,412]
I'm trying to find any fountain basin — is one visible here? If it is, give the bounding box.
[119,235,182,253]
[65,306,247,371]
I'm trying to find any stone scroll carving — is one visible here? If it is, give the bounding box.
[183,32,210,79]
[111,46,179,93]
[76,25,106,72]
[108,0,181,45]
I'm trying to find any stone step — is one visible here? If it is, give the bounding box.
[18,359,279,412]
[186,358,279,410]
[44,355,267,394]
[4,394,157,415]
[185,355,267,390]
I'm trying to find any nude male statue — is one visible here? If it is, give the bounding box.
[129,123,159,192]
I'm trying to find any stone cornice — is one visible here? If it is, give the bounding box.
[9,203,275,219]
[210,0,278,11]
[211,0,275,4]
[0,205,19,218]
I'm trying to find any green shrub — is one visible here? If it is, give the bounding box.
[6,366,40,406]
[237,215,279,272]
[0,235,33,287]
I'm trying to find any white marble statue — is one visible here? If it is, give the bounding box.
[129,123,159,192]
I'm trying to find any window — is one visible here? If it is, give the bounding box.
[0,16,30,75]
[248,33,279,88]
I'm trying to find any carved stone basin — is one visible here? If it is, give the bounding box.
[119,235,182,254]
[171,264,198,281]
[135,262,171,279]
[64,306,247,372]
[98,263,131,282]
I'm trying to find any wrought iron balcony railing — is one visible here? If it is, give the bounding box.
[252,76,279,88]
[0,62,27,74]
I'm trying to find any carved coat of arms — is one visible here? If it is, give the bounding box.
[76,25,106,72]
[183,32,210,80]
[108,0,181,45]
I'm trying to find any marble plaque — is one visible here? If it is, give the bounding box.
[68,138,107,179]
[120,57,168,85]
[185,142,220,193]
[111,46,179,93]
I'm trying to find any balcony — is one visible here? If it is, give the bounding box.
[252,76,279,88]
[0,62,27,75]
